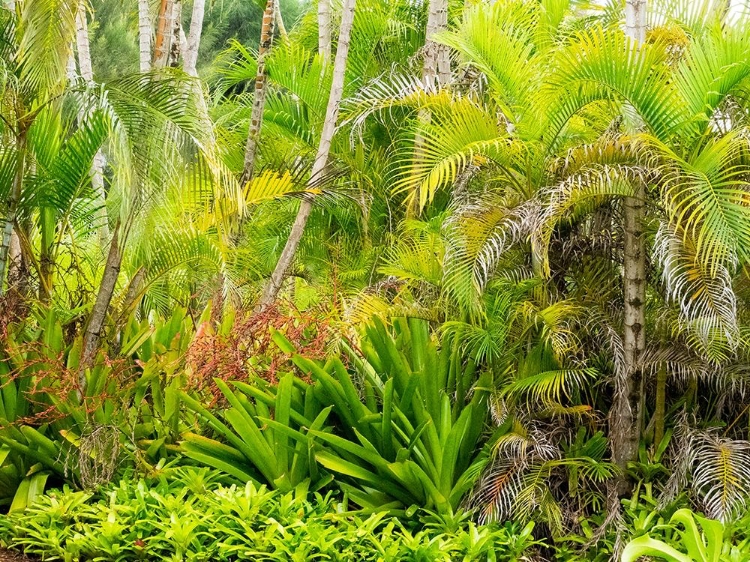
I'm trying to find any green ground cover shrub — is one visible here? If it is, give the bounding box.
[0,467,540,561]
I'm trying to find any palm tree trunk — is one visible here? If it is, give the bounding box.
[76,2,109,246]
[257,0,357,309]
[0,129,27,296]
[138,0,152,71]
[654,364,667,445]
[611,0,647,479]
[153,0,180,68]
[168,0,182,67]
[318,0,331,63]
[182,0,205,76]
[275,1,287,42]
[7,230,22,289]
[423,0,450,89]
[38,207,55,302]
[82,219,122,372]
[624,0,647,43]
[240,0,275,187]
[409,0,450,212]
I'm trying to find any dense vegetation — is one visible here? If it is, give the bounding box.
[2,0,750,559]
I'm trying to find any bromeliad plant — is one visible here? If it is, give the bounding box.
[620,508,750,562]
[278,316,495,514]
[0,305,202,508]
[181,372,333,491]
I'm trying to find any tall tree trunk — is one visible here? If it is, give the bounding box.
[75,3,93,80]
[0,129,27,296]
[257,0,357,309]
[654,363,667,446]
[409,0,450,212]
[423,0,450,89]
[153,0,180,68]
[318,0,331,63]
[81,220,122,372]
[624,0,647,43]
[7,230,22,290]
[38,206,54,302]
[239,0,275,187]
[182,0,205,76]
[275,1,287,42]
[611,0,647,483]
[168,0,182,67]
[138,0,152,71]
[76,2,109,246]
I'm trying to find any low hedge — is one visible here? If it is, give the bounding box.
[0,467,540,561]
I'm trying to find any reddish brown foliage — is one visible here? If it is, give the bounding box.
[0,326,138,427]
[186,301,333,403]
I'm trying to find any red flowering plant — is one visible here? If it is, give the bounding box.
[186,300,337,404]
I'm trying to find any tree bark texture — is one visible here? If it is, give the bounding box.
[0,130,27,296]
[317,0,331,63]
[76,1,109,245]
[138,0,152,71]
[153,0,180,68]
[239,0,275,187]
[257,0,357,309]
[183,0,205,76]
[81,220,123,372]
[611,0,647,479]
[423,0,450,90]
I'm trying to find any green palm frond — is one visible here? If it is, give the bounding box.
[16,0,77,97]
[393,94,523,208]
[532,164,638,276]
[655,222,739,361]
[501,368,597,409]
[437,0,540,120]
[651,133,750,277]
[378,237,444,289]
[213,39,258,95]
[545,26,683,144]
[443,192,530,316]
[673,26,750,138]
[648,0,739,35]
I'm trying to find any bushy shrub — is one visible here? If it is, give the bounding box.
[0,467,541,561]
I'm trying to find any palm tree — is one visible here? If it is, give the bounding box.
[345,0,750,508]
[257,0,358,308]
[137,0,151,71]
[613,0,648,481]
[0,0,78,295]
[81,69,229,367]
[239,0,276,187]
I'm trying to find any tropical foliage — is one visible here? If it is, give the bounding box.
[2,0,750,559]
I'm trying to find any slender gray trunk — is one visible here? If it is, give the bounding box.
[81,220,123,372]
[611,0,647,481]
[410,0,450,212]
[183,0,205,76]
[240,0,275,187]
[138,0,152,72]
[76,2,109,245]
[318,0,331,63]
[624,0,647,44]
[0,130,27,296]
[423,0,450,89]
[275,1,287,41]
[257,0,357,309]
[7,230,21,288]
